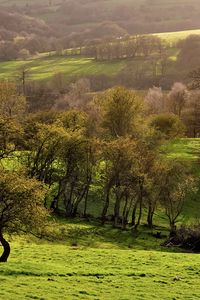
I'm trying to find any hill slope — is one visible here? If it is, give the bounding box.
[1,0,200,38]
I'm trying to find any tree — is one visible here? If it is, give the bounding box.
[167,82,188,117]
[96,86,142,138]
[182,91,200,137]
[177,35,200,73]
[144,86,164,114]
[0,169,48,262]
[0,81,26,159]
[188,68,200,90]
[150,113,185,139]
[100,138,137,227]
[158,161,196,236]
[0,81,26,118]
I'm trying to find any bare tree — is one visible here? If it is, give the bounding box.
[144,86,164,114]
[167,82,188,117]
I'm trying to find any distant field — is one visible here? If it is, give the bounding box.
[0,27,199,82]
[154,29,200,43]
[0,57,125,81]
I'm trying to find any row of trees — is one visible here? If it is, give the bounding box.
[82,35,167,61]
[0,83,197,261]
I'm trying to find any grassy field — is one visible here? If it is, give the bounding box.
[0,56,125,82]
[1,231,200,300]
[154,29,200,43]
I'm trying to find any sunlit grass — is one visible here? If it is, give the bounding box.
[1,236,200,300]
[154,29,200,43]
[0,57,125,82]
[164,138,200,161]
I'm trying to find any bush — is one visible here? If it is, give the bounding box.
[163,225,200,252]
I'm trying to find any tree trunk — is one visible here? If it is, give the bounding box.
[0,232,10,263]
[131,200,138,226]
[122,195,129,229]
[113,187,121,228]
[147,202,155,228]
[101,185,111,225]
[71,185,88,218]
[83,187,89,217]
[134,180,144,230]
[170,221,177,237]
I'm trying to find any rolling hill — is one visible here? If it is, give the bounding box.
[1,0,200,38]
[0,28,200,85]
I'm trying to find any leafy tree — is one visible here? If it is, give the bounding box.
[0,81,26,118]
[0,81,26,159]
[0,169,48,262]
[150,113,185,139]
[182,91,200,137]
[158,161,196,235]
[100,138,137,227]
[95,86,142,138]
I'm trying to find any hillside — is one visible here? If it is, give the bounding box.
[1,28,200,89]
[1,0,200,50]
[2,0,200,35]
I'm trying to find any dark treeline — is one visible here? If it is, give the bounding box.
[82,35,167,61]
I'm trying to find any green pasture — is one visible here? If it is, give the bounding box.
[1,234,200,300]
[0,57,125,82]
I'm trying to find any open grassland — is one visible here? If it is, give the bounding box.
[1,235,200,300]
[154,29,200,43]
[0,56,125,81]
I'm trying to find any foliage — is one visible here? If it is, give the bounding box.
[150,113,185,139]
[0,169,48,261]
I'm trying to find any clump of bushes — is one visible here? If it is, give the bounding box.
[163,225,200,252]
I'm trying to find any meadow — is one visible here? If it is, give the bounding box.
[1,138,200,299]
[1,238,200,300]
[0,57,125,82]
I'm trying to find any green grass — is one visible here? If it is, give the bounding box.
[164,138,200,161]
[0,56,125,82]
[1,235,200,300]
